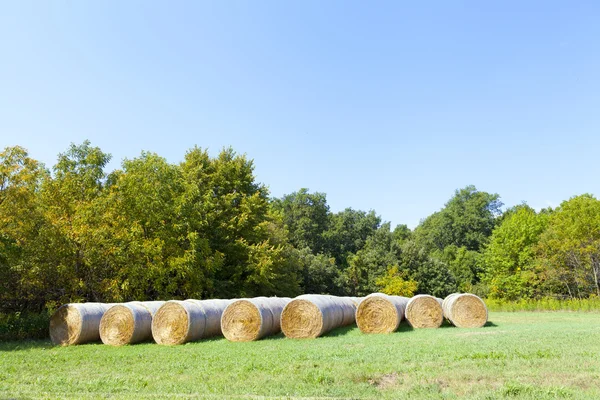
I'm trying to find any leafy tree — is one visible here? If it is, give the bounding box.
[393,224,412,243]
[323,208,381,268]
[536,195,600,299]
[99,151,191,301]
[414,185,502,252]
[181,147,300,298]
[272,189,329,254]
[376,265,418,296]
[436,245,481,292]
[295,247,340,294]
[343,222,399,295]
[10,141,600,313]
[482,205,548,300]
[38,141,113,304]
[0,146,48,311]
[399,241,457,297]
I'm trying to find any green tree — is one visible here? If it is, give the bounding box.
[99,152,192,301]
[393,224,412,243]
[39,141,113,304]
[0,146,48,311]
[536,195,600,299]
[375,265,418,296]
[322,208,381,268]
[399,240,457,297]
[181,147,300,298]
[436,245,481,292]
[482,205,548,300]
[294,247,340,294]
[271,189,330,254]
[414,185,502,252]
[343,222,400,296]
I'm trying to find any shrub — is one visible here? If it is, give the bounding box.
[0,311,50,341]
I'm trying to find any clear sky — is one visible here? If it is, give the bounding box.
[1,1,599,228]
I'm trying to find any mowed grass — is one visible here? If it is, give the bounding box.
[2,312,600,399]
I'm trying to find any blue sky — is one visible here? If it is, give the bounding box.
[1,1,599,228]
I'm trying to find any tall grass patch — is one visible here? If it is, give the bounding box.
[486,297,600,312]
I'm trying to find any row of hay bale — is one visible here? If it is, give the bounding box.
[49,293,487,346]
[355,293,488,333]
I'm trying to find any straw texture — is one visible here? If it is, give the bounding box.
[442,293,488,328]
[405,295,443,328]
[50,303,114,346]
[221,297,291,342]
[281,295,358,339]
[99,301,165,346]
[356,293,409,334]
[151,299,232,345]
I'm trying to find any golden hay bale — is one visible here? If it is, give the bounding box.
[355,293,409,334]
[151,299,232,345]
[50,303,115,346]
[221,297,291,342]
[442,293,488,328]
[99,301,165,346]
[281,295,358,339]
[405,295,443,328]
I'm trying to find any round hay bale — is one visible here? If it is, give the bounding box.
[347,297,363,307]
[405,295,443,328]
[221,297,291,342]
[442,293,488,328]
[355,293,409,334]
[281,295,358,339]
[99,301,165,346]
[151,299,232,345]
[50,303,114,346]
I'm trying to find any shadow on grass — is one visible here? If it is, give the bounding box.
[323,325,357,337]
[261,332,285,341]
[1,321,502,351]
[437,320,498,329]
[0,339,53,352]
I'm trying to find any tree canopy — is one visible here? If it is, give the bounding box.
[1,142,597,313]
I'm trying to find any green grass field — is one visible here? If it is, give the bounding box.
[2,312,600,399]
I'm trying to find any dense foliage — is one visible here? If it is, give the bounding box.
[1,142,599,313]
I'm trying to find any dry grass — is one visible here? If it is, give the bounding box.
[221,297,290,342]
[151,301,194,345]
[281,298,324,339]
[49,303,113,346]
[99,301,164,346]
[151,299,232,345]
[355,294,408,334]
[405,295,443,328]
[281,295,357,339]
[443,293,487,328]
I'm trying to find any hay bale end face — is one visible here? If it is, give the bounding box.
[356,293,409,334]
[221,297,291,342]
[99,301,165,346]
[50,303,113,346]
[442,293,488,328]
[151,299,232,345]
[405,295,443,328]
[281,295,358,339]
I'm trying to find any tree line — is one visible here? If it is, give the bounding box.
[1,142,599,313]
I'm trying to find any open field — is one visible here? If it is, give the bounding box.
[2,312,600,399]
